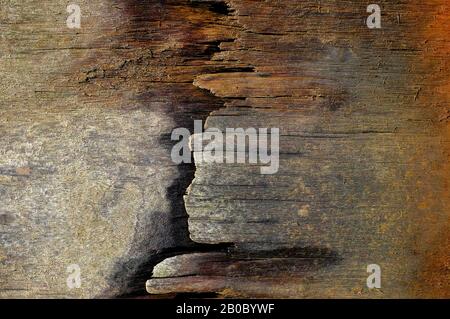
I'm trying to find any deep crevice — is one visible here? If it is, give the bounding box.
[190,0,234,15]
[115,243,232,298]
[208,66,256,73]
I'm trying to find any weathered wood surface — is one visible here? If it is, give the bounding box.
[148,0,450,298]
[0,0,236,298]
[0,0,448,298]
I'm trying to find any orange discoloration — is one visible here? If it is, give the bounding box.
[15,167,32,176]
[412,0,450,297]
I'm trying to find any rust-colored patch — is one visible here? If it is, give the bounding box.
[15,167,31,176]
[411,0,450,297]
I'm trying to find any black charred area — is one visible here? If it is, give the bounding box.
[106,0,246,298]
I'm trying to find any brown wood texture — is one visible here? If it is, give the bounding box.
[0,0,448,298]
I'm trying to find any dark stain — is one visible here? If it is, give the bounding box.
[105,0,243,297]
[0,213,15,225]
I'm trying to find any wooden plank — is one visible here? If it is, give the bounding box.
[1,0,449,298]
